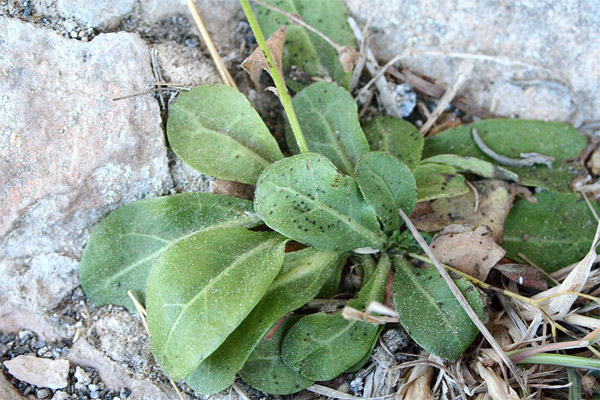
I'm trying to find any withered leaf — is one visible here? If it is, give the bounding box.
[338,45,359,73]
[430,224,505,281]
[494,263,548,291]
[411,179,533,242]
[209,180,255,201]
[242,26,287,88]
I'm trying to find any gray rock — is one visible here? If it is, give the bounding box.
[55,0,136,29]
[346,0,600,126]
[0,18,171,295]
[4,355,69,389]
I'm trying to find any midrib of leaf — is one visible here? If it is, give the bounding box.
[304,101,354,174]
[398,262,465,348]
[268,260,327,292]
[271,185,383,247]
[180,108,273,166]
[98,216,260,292]
[123,232,172,245]
[362,165,397,206]
[162,238,279,357]
[374,121,391,154]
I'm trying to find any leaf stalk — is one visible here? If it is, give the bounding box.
[240,0,309,154]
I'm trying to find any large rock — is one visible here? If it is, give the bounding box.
[0,17,171,312]
[4,355,70,389]
[346,0,600,126]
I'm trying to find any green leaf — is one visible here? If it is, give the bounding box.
[421,154,519,181]
[239,316,314,395]
[503,191,598,273]
[79,193,262,311]
[255,0,355,91]
[185,248,347,394]
[255,153,386,252]
[356,151,417,232]
[286,82,370,176]
[167,85,283,184]
[393,257,485,359]
[146,228,287,379]
[315,255,346,299]
[422,119,587,193]
[281,253,391,381]
[567,368,582,400]
[413,163,469,202]
[362,116,423,170]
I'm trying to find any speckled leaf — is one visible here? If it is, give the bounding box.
[281,253,391,381]
[184,248,347,394]
[362,116,423,170]
[422,119,587,193]
[421,154,519,181]
[239,316,313,395]
[413,163,469,202]
[79,193,262,312]
[503,191,598,273]
[146,228,287,379]
[167,85,283,184]
[286,82,369,176]
[356,152,417,232]
[393,257,484,360]
[315,255,346,299]
[255,0,356,90]
[255,153,386,252]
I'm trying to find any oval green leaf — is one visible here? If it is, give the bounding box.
[255,0,356,90]
[239,316,314,395]
[79,193,262,311]
[422,119,587,193]
[167,85,284,184]
[281,253,391,381]
[286,82,370,176]
[356,151,417,232]
[413,163,469,202]
[503,191,599,273]
[255,153,385,252]
[184,248,347,394]
[362,116,423,170]
[392,257,485,360]
[146,228,287,379]
[421,154,519,181]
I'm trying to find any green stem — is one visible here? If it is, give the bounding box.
[510,352,600,371]
[240,0,309,154]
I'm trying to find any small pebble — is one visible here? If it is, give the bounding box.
[37,388,52,399]
[120,387,131,398]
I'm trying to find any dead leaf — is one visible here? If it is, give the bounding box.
[475,362,520,400]
[411,179,533,242]
[338,45,360,73]
[494,263,548,291]
[241,26,287,88]
[430,224,506,281]
[209,179,255,200]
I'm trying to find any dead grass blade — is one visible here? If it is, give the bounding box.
[186,0,237,89]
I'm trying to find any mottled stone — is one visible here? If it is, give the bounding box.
[4,355,69,389]
[346,0,600,126]
[0,18,171,263]
[55,0,136,29]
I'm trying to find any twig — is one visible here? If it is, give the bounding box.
[307,384,395,400]
[186,0,237,89]
[348,17,402,118]
[471,128,555,167]
[231,382,252,400]
[112,86,192,101]
[465,180,479,213]
[420,61,473,136]
[389,67,496,119]
[518,252,561,286]
[398,210,527,393]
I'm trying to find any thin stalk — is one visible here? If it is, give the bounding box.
[240,0,309,153]
[512,352,600,371]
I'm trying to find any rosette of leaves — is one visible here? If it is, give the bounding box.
[77,3,590,393]
[79,80,492,395]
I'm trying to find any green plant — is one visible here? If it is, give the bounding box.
[79,0,593,396]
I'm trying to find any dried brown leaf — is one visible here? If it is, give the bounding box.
[494,263,548,291]
[411,180,532,242]
[209,180,255,200]
[430,224,506,281]
[241,26,287,88]
[338,45,360,73]
[475,362,520,400]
